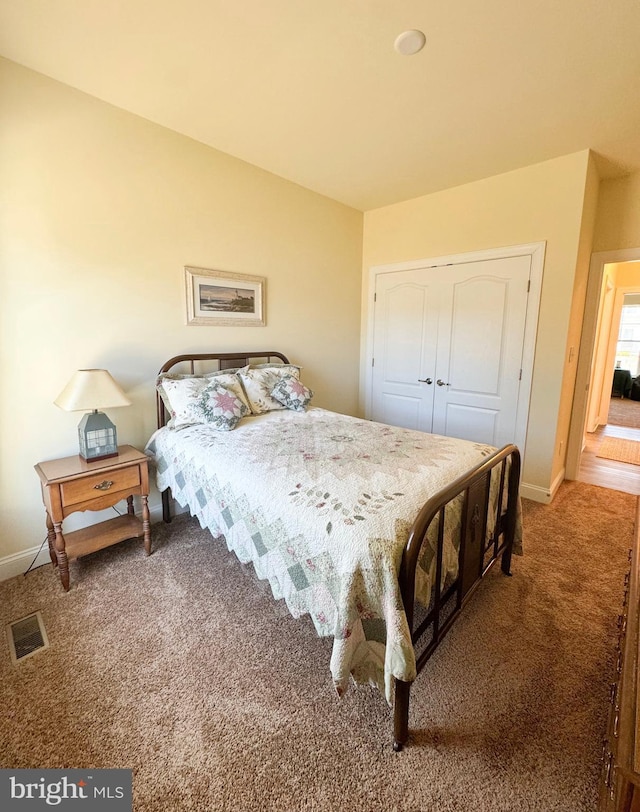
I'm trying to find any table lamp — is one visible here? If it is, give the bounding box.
[54,369,131,461]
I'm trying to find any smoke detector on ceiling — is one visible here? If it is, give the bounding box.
[394,29,427,56]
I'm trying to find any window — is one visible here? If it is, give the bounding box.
[615,304,640,376]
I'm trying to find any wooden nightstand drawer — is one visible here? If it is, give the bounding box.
[61,465,141,507]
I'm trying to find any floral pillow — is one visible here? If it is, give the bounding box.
[198,381,249,430]
[236,365,302,414]
[158,371,250,429]
[270,375,314,412]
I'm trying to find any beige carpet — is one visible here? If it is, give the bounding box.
[597,435,640,465]
[0,481,635,811]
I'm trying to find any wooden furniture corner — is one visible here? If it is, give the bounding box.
[601,500,640,811]
[34,445,151,591]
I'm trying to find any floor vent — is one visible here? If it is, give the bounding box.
[7,611,49,664]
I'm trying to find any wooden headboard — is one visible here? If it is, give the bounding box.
[156,351,290,429]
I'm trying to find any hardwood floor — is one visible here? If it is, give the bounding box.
[578,418,640,495]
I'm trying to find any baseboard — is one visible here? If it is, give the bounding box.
[0,545,53,583]
[148,496,188,524]
[0,497,177,584]
[519,483,551,504]
[520,469,565,505]
[149,501,164,524]
[549,467,566,501]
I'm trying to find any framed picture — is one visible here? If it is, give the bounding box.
[185,266,266,327]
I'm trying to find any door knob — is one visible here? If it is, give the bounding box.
[418,377,433,384]
[436,379,450,387]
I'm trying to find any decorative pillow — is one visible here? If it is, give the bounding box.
[198,381,249,430]
[236,365,301,414]
[270,375,314,412]
[158,371,250,429]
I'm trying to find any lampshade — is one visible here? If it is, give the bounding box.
[55,369,131,462]
[54,369,131,412]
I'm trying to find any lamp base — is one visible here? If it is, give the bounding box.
[81,450,119,463]
[78,410,119,462]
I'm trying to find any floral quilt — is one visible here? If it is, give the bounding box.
[145,407,521,702]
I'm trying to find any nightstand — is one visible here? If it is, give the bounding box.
[34,445,151,591]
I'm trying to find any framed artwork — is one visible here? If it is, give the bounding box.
[185,266,266,327]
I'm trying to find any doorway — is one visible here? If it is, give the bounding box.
[573,256,640,495]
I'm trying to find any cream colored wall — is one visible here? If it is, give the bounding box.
[586,265,618,431]
[594,172,640,252]
[551,152,600,486]
[615,262,640,288]
[0,58,363,569]
[361,151,593,499]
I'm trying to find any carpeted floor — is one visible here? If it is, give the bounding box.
[0,481,635,811]
[608,396,640,428]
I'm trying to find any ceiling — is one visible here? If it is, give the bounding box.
[1,0,639,211]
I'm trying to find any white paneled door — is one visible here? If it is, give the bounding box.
[371,255,531,447]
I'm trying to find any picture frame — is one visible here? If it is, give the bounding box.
[185,266,266,327]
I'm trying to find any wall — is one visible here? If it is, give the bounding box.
[586,264,619,431]
[0,58,363,577]
[594,172,640,252]
[551,152,600,486]
[361,151,593,500]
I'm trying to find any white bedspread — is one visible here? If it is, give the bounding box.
[145,407,520,701]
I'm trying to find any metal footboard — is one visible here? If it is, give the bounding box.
[393,444,521,750]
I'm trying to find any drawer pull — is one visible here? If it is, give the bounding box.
[604,751,613,787]
[617,613,626,632]
[94,480,114,491]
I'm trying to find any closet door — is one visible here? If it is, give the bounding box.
[370,270,440,432]
[370,255,531,446]
[431,255,531,446]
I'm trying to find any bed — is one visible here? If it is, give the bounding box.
[145,351,522,750]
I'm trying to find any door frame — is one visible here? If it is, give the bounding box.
[566,247,640,479]
[364,242,546,459]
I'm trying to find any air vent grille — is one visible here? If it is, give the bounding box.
[7,611,49,664]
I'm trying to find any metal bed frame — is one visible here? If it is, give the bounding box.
[155,350,521,750]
